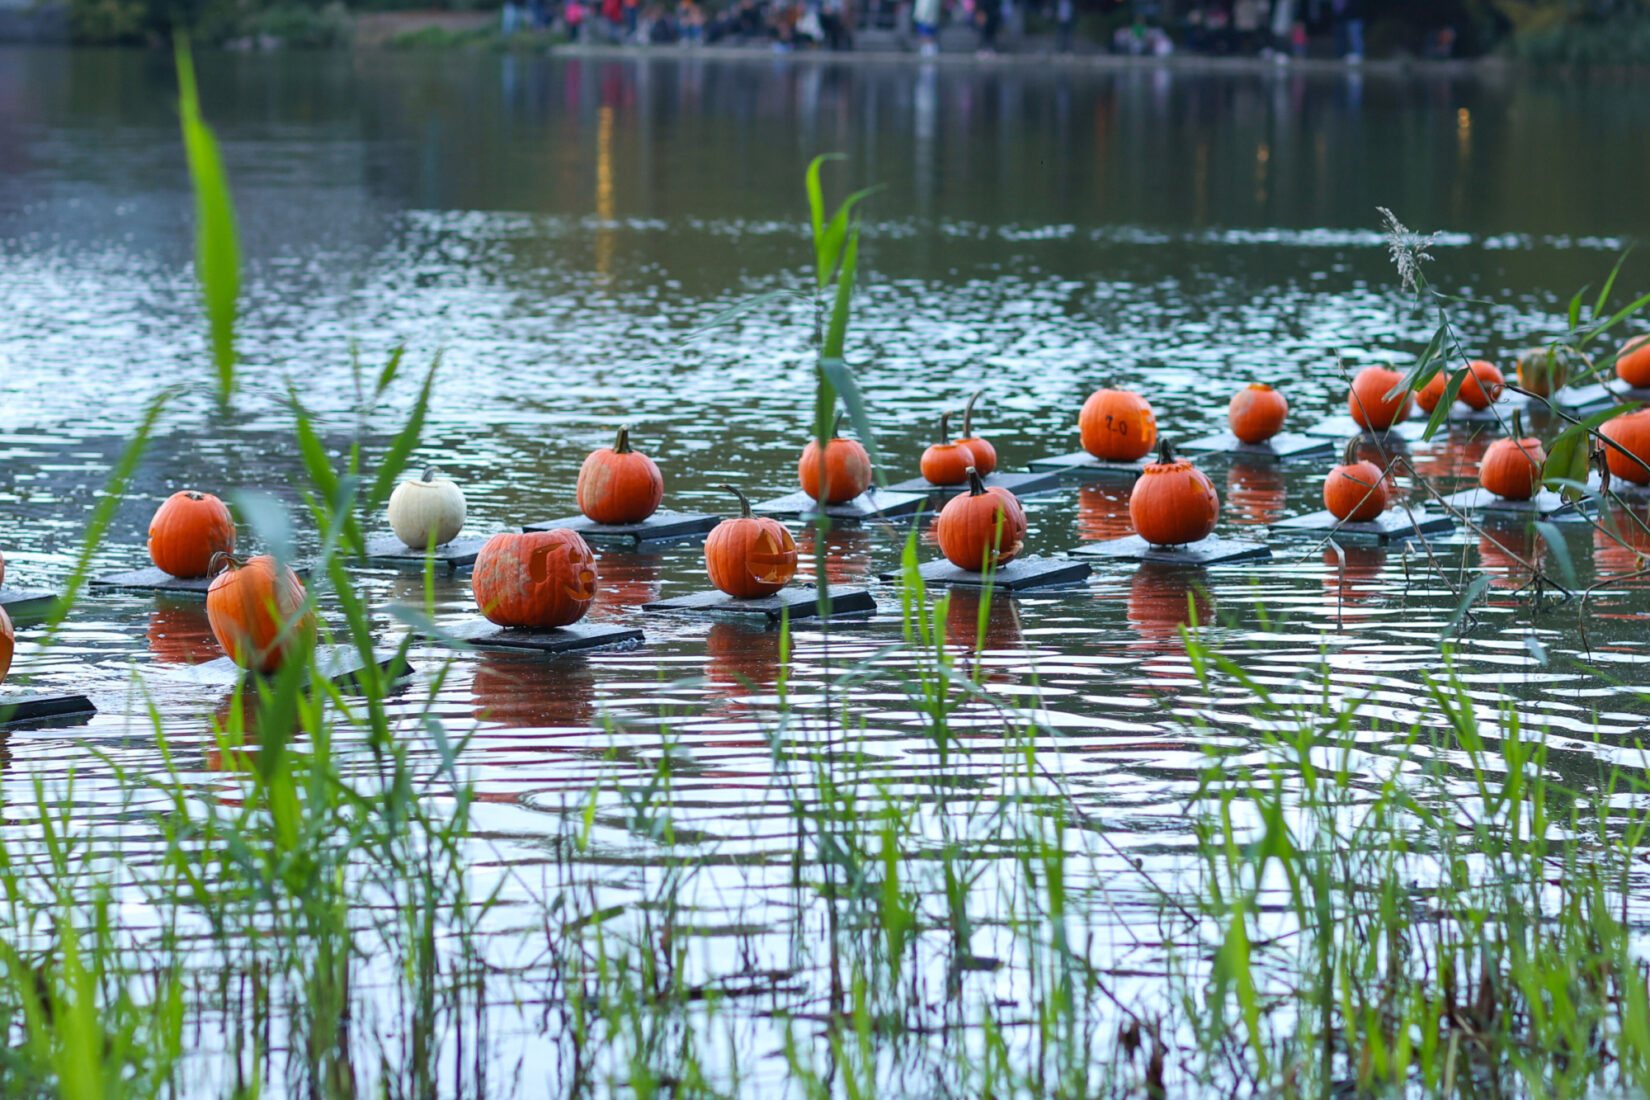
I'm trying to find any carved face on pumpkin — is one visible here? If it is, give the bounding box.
[530,538,598,602]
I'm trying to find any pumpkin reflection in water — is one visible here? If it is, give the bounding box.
[942,589,1023,653]
[794,526,875,589]
[1127,564,1214,647]
[146,601,219,665]
[705,622,782,694]
[1322,544,1386,617]
[1225,461,1286,526]
[1592,508,1650,614]
[1409,432,1488,492]
[1075,484,1134,542]
[1478,520,1544,592]
[590,552,662,615]
[471,652,598,730]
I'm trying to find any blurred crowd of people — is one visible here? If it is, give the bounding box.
[502,0,864,50]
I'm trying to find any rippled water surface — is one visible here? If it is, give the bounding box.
[4,46,1650,1088]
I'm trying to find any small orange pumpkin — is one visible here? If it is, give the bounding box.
[952,390,998,476]
[1601,407,1650,485]
[1617,334,1650,388]
[1478,412,1546,501]
[1128,440,1219,547]
[704,486,798,598]
[1227,383,1288,444]
[1416,371,1448,414]
[1079,388,1157,461]
[472,529,598,629]
[0,604,12,686]
[149,491,236,579]
[798,414,874,504]
[206,554,316,673]
[934,466,1027,572]
[1348,367,1413,431]
[920,412,977,486]
[1322,438,1389,522]
[1458,360,1504,410]
[577,426,664,525]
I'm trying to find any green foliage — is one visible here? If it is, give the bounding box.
[246,2,355,47]
[1512,6,1650,63]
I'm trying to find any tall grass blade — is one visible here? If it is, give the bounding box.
[174,36,240,405]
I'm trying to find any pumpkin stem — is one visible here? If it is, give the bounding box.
[1155,437,1175,465]
[721,484,753,519]
[423,464,439,482]
[613,426,632,454]
[962,390,983,437]
[966,465,986,496]
[1511,409,1525,441]
[939,411,951,442]
[208,551,241,576]
[186,491,204,501]
[1341,437,1362,467]
[831,412,844,439]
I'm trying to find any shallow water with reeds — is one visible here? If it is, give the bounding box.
[5,46,1650,1095]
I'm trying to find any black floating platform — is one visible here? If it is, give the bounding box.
[364,534,489,571]
[751,489,928,522]
[0,693,96,729]
[1072,534,1272,566]
[434,619,645,654]
[1025,451,1150,479]
[524,510,722,544]
[192,646,413,689]
[643,585,875,623]
[0,588,60,623]
[90,564,309,598]
[1438,487,1594,519]
[880,556,1093,592]
[1301,415,1427,442]
[885,469,1065,500]
[1274,509,1454,544]
[1553,378,1650,412]
[1180,431,1335,463]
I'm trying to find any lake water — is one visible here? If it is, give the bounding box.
[3,46,1650,1093]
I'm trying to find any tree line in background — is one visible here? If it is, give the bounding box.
[61,0,1650,63]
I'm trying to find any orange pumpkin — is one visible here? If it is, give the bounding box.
[0,604,12,686]
[1227,383,1288,444]
[1616,334,1650,388]
[472,529,598,629]
[1079,388,1157,461]
[1323,438,1389,522]
[920,412,977,486]
[934,466,1027,571]
[1348,367,1413,431]
[1128,440,1219,546]
[952,390,998,476]
[206,554,315,673]
[577,426,663,525]
[148,491,236,579]
[1601,407,1650,485]
[798,414,874,504]
[1478,412,1546,501]
[704,486,798,598]
[1458,360,1504,410]
[1416,371,1449,414]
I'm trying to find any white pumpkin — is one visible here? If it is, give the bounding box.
[388,467,467,549]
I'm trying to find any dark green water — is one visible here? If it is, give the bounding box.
[1,48,1649,1086]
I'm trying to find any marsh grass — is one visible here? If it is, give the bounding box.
[5,61,1650,1100]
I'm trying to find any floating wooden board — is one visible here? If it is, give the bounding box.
[1438,487,1593,519]
[524,510,722,544]
[644,585,874,623]
[1274,509,1454,544]
[432,619,644,654]
[1552,378,1650,412]
[1072,534,1272,565]
[0,588,59,623]
[1180,431,1335,463]
[90,564,308,598]
[1025,451,1150,479]
[191,646,413,689]
[0,693,96,729]
[881,556,1092,592]
[884,469,1065,500]
[363,535,490,571]
[750,489,928,522]
[1301,416,1427,442]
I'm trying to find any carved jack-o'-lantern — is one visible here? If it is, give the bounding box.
[472,529,598,629]
[704,486,798,598]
